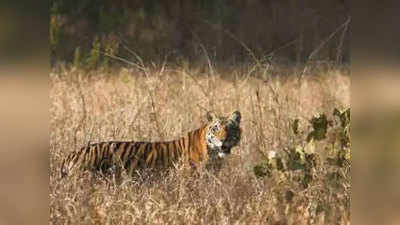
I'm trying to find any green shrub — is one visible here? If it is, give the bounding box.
[253,107,351,190]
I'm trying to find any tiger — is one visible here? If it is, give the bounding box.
[60,110,241,178]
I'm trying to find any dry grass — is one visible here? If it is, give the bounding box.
[50,64,350,225]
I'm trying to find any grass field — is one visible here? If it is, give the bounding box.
[50,64,350,225]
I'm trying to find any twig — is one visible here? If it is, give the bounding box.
[336,16,351,64]
[200,19,262,67]
[301,16,351,78]
[191,31,215,75]
[265,38,299,58]
[95,50,146,71]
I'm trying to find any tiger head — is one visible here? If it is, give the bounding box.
[205,110,241,158]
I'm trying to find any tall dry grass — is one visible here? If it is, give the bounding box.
[50,64,350,225]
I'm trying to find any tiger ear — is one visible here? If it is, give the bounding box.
[229,110,241,124]
[206,111,217,122]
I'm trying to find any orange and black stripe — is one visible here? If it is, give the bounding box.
[60,125,209,178]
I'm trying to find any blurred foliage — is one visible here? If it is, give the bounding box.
[85,36,101,70]
[291,118,299,135]
[306,113,329,142]
[334,107,350,148]
[73,47,81,68]
[50,0,350,67]
[50,6,61,56]
[254,107,351,190]
[254,108,350,220]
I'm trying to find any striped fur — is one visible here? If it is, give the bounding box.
[60,111,241,178]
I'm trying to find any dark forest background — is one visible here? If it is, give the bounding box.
[50,0,350,68]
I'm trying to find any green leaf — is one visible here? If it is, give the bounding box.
[307,113,328,141]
